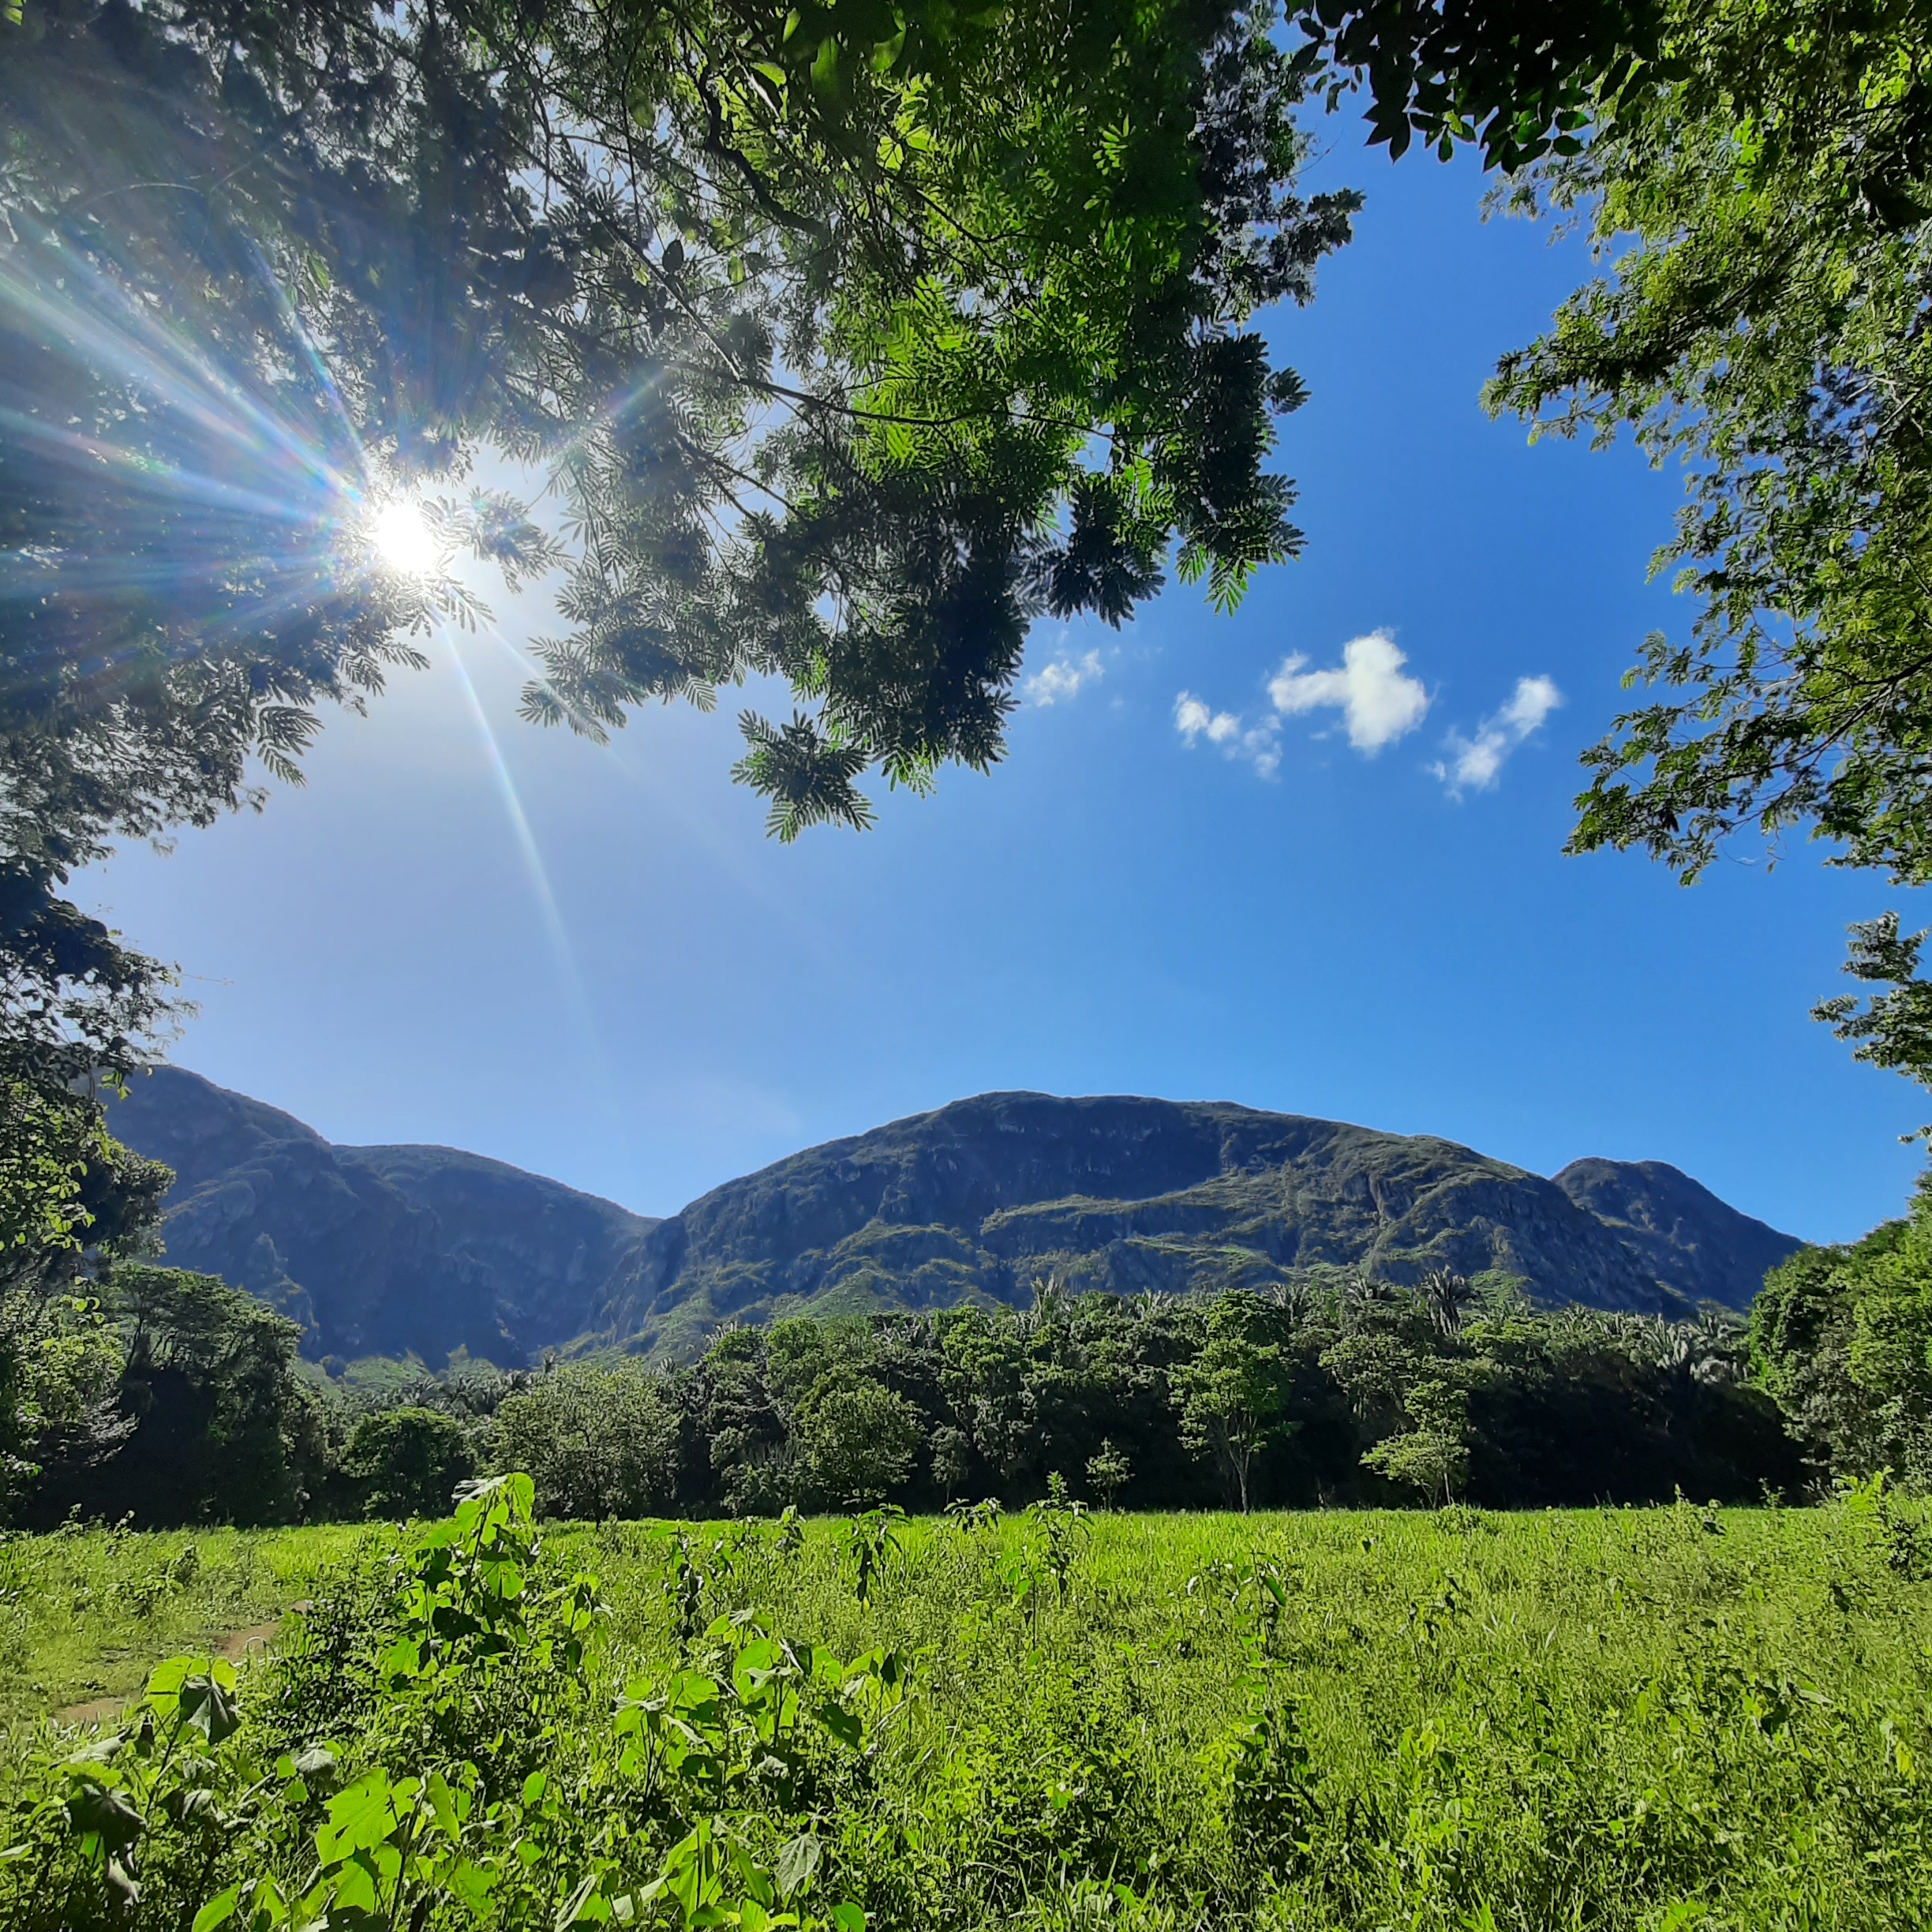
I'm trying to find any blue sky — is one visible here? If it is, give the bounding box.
[79,134,1928,1243]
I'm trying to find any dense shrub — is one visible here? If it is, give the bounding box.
[25,1266,324,1530]
[344,1406,477,1519]
[1754,1178,1932,1488]
[492,1362,687,1519]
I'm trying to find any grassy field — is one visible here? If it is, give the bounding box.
[0,1521,386,1721]
[2,1493,1930,1928]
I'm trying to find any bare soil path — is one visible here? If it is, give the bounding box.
[52,1608,305,1727]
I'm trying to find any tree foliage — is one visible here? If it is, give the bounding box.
[492,1361,687,1522]
[27,1274,1810,1526]
[795,1376,921,1508]
[9,1263,323,1528]
[1171,1298,1293,1511]
[1754,1182,1932,1490]
[0,0,1362,859]
[1294,0,1659,170]
[1486,0,1932,1085]
[343,1404,477,1520]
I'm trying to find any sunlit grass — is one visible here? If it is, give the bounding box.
[4,1501,1929,1925]
[0,1522,390,1721]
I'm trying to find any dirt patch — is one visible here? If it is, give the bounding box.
[52,1603,308,1728]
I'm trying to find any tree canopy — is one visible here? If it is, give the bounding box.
[0,0,1363,863]
[0,0,1688,1312]
[0,0,1675,877]
[1486,0,1932,1100]
[6,1273,1814,1526]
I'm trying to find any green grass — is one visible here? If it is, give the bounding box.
[0,1521,386,1720]
[4,1496,1930,1927]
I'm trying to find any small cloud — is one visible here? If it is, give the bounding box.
[1431,674,1563,796]
[1174,693,1222,742]
[1024,648,1104,707]
[1498,673,1562,736]
[1175,691,1281,777]
[1266,631,1430,752]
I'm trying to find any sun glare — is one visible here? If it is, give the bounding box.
[369,494,440,578]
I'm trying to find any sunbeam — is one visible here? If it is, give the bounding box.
[436,631,607,1074]
[0,215,462,666]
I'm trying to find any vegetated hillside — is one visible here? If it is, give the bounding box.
[111,1075,1803,1366]
[600,1091,1804,1354]
[1552,1155,1804,1310]
[107,1067,657,1363]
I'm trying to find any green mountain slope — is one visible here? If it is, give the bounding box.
[599,1092,1802,1354]
[107,1068,657,1362]
[110,1074,1803,1365]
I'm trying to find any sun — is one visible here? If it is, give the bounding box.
[367,494,441,578]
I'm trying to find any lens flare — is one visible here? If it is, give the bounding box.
[369,496,440,578]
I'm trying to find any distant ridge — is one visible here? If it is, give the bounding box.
[107,1067,657,1363]
[110,1071,1804,1365]
[599,1091,1804,1354]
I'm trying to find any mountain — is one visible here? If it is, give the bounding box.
[1551,1156,1807,1314]
[601,1092,1806,1353]
[108,1073,1806,1365]
[106,1068,657,1363]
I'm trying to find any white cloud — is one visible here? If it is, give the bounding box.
[1174,692,1222,742]
[1266,631,1430,752]
[1497,673,1562,736]
[1431,674,1563,796]
[1024,648,1104,707]
[1174,691,1281,777]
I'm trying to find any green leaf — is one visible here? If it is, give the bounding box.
[192,1884,242,1932]
[450,1859,499,1918]
[66,1783,143,1852]
[380,1638,423,1680]
[556,1871,602,1929]
[329,1852,380,1916]
[316,1773,395,1864]
[816,1705,863,1749]
[776,1835,822,1900]
[426,1770,464,1840]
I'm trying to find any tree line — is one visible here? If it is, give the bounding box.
[7,1099,1932,1526]
[0,1249,1866,1528]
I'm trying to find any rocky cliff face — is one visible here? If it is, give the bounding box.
[110,1075,1804,1365]
[601,1091,1806,1353]
[107,1068,657,1363]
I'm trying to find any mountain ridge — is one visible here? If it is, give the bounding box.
[600,1091,1802,1353]
[107,1070,1805,1365]
[107,1069,657,1363]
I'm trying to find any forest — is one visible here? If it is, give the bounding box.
[6,1216,1926,1531]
